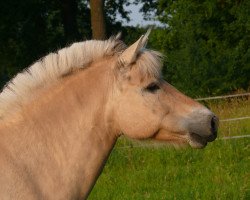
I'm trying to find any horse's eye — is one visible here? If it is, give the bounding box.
[145,83,160,93]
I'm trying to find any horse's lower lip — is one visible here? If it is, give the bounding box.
[189,132,208,148]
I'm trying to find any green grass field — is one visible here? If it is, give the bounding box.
[89,98,250,200]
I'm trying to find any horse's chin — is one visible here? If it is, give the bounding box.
[152,129,188,147]
[152,129,209,149]
[187,132,208,149]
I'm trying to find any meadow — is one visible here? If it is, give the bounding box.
[89,98,250,200]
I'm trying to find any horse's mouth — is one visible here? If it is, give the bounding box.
[188,133,207,148]
[188,132,217,149]
[152,129,216,149]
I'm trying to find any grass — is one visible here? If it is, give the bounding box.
[88,98,250,200]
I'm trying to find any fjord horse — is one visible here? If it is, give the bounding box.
[0,31,218,199]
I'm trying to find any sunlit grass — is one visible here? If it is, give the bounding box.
[88,99,250,200]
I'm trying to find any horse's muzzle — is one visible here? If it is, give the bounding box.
[185,109,219,148]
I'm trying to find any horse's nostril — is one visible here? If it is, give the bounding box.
[206,116,218,142]
[211,116,218,135]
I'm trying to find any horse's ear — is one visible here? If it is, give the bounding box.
[118,29,151,66]
[141,28,151,48]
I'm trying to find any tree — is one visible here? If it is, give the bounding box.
[90,0,106,39]
[60,0,81,42]
[89,0,132,39]
[139,0,250,96]
[0,0,132,87]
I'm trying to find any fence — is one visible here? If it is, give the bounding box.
[196,92,250,137]
[199,92,250,140]
[195,92,250,101]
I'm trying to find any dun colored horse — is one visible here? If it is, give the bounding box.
[0,30,218,199]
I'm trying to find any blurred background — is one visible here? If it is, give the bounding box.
[0,0,249,199]
[0,0,249,97]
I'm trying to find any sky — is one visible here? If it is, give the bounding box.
[117,3,164,27]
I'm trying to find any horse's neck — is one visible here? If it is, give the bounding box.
[0,64,118,199]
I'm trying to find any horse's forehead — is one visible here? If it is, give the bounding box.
[121,70,157,89]
[129,64,160,83]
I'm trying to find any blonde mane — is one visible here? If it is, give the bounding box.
[0,37,162,118]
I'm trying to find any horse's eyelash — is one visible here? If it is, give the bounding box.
[145,83,160,93]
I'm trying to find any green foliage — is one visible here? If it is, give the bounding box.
[146,0,250,96]
[0,0,69,87]
[0,0,249,96]
[0,0,131,88]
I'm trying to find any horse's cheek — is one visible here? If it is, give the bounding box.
[117,101,160,139]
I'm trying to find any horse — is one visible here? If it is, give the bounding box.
[0,30,218,199]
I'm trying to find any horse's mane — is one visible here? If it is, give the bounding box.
[0,37,162,118]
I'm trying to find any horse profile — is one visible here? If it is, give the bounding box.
[0,30,218,199]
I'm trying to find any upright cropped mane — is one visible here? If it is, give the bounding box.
[0,36,162,118]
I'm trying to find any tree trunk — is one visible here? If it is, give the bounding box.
[90,0,106,40]
[60,0,80,42]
